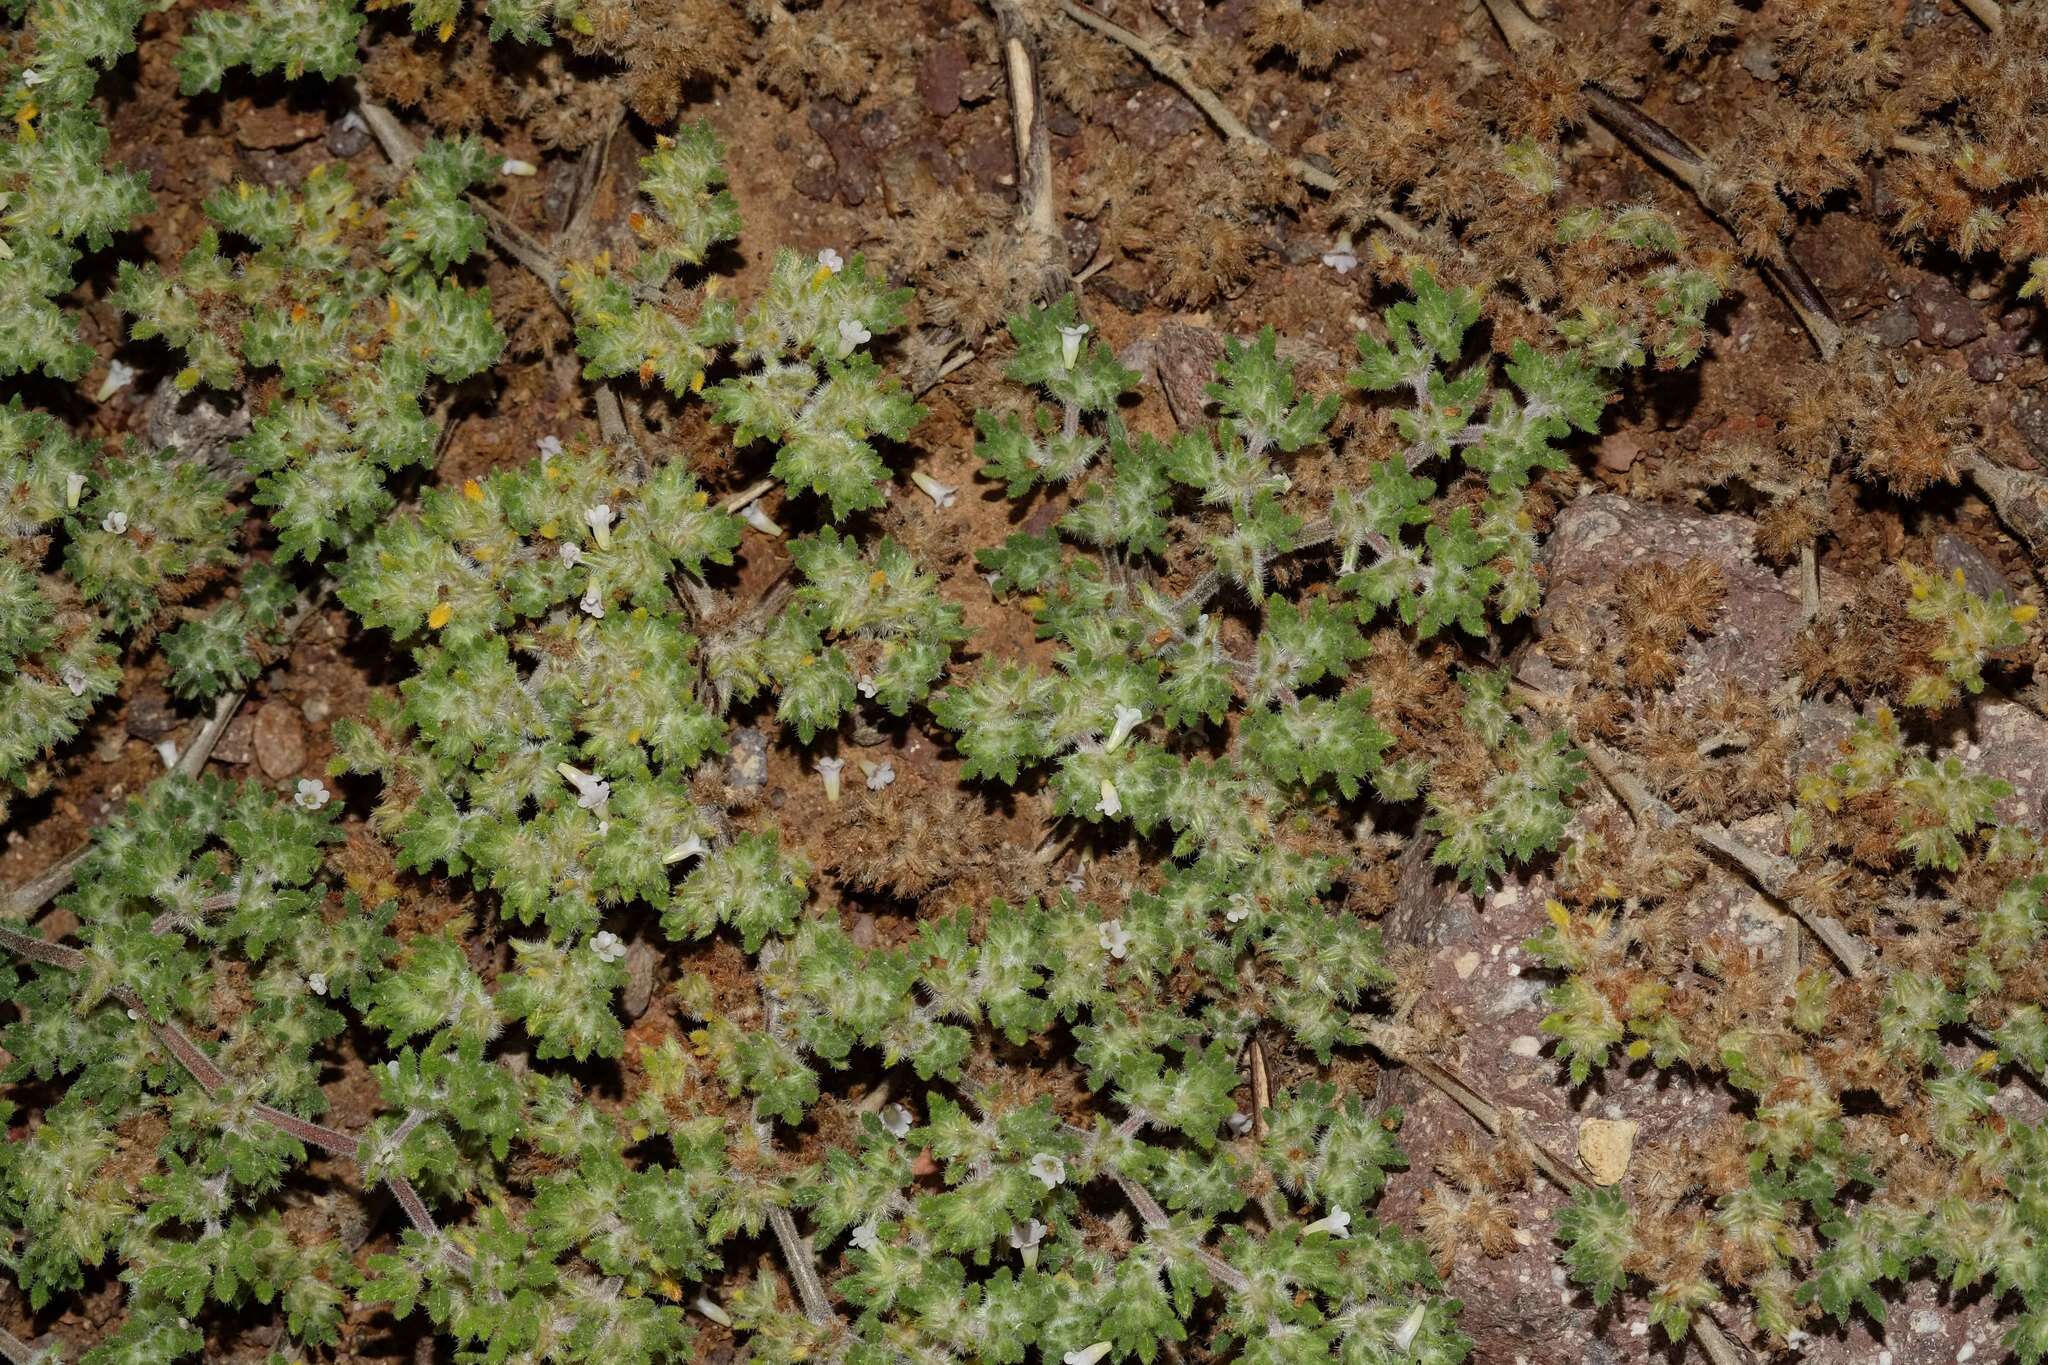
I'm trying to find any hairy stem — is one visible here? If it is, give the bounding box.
[0,1324,43,1365]
[766,1205,836,1325]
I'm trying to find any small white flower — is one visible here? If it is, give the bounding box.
[1321,230,1360,275]
[387,1059,401,1077]
[537,434,564,461]
[501,158,538,177]
[307,972,328,996]
[102,509,128,534]
[849,1220,881,1251]
[1027,1152,1066,1189]
[61,665,89,697]
[663,833,707,865]
[294,777,330,810]
[863,759,895,791]
[1057,321,1091,369]
[126,1007,141,1021]
[1304,1205,1352,1239]
[856,673,877,698]
[557,762,611,811]
[879,1103,913,1139]
[837,317,872,353]
[559,541,582,566]
[1064,1344,1112,1365]
[94,359,137,402]
[1226,1111,1254,1136]
[583,503,613,549]
[1392,1301,1428,1353]
[1104,704,1144,753]
[910,469,957,510]
[64,471,86,509]
[580,582,605,619]
[1094,779,1121,820]
[591,930,627,963]
[740,500,782,537]
[1008,1218,1045,1251]
[336,110,365,134]
[1226,893,1253,924]
[816,247,845,274]
[22,68,45,87]
[817,756,846,802]
[155,738,180,769]
[1097,919,1132,961]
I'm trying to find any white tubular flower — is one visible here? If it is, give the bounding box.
[557,762,611,811]
[837,317,872,353]
[663,833,707,865]
[816,247,844,273]
[60,665,89,697]
[102,509,128,534]
[1063,1344,1112,1365]
[1321,230,1360,275]
[1094,779,1121,819]
[1097,919,1132,961]
[863,759,895,791]
[155,738,180,769]
[1057,321,1091,368]
[910,470,957,509]
[1008,1218,1045,1251]
[740,500,782,537]
[1304,1205,1352,1239]
[591,930,627,963]
[856,673,877,698]
[817,756,846,802]
[583,503,613,549]
[94,359,137,402]
[1226,1111,1254,1136]
[1027,1152,1066,1189]
[580,582,605,619]
[64,471,86,509]
[501,158,538,176]
[294,777,331,810]
[307,972,328,996]
[558,542,582,566]
[537,434,564,460]
[1393,1301,1428,1353]
[879,1103,913,1139]
[1226,893,1253,924]
[1104,704,1144,752]
[849,1221,881,1251]
[21,68,45,86]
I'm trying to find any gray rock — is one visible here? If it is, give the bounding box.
[725,727,770,789]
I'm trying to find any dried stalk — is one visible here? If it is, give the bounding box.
[990,0,1071,301]
[1962,451,2048,560]
[1475,0,1842,359]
